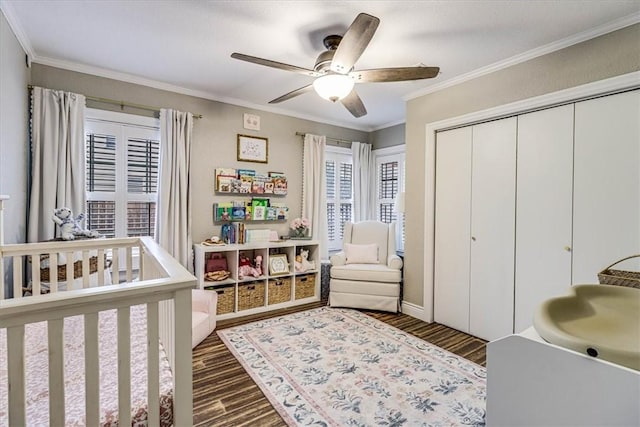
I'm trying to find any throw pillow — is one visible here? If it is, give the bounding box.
[345,243,379,264]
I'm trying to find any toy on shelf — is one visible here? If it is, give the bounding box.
[238,254,262,279]
[294,249,316,272]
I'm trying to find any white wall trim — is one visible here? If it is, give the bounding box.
[401,300,427,321]
[422,71,640,323]
[405,12,640,101]
[86,108,159,129]
[370,118,406,132]
[0,0,34,60]
[28,54,373,133]
[373,145,405,156]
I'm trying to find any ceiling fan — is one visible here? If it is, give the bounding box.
[231,13,440,118]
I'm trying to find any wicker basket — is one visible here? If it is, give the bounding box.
[268,277,291,305]
[206,285,236,314]
[295,274,316,300]
[598,254,640,289]
[40,255,109,282]
[238,281,266,311]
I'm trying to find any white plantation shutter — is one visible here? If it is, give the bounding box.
[325,147,353,251]
[378,159,399,224]
[375,147,406,251]
[85,110,160,240]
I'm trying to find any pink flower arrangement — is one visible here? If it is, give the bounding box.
[290,217,310,236]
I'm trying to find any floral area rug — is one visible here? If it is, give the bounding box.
[218,307,486,426]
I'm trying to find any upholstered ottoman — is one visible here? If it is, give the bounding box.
[192,289,218,349]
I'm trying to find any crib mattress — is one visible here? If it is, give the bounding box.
[0,305,173,426]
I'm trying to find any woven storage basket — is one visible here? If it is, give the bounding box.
[206,285,235,314]
[295,274,316,300]
[40,255,109,282]
[598,254,640,289]
[238,281,266,311]
[268,277,291,305]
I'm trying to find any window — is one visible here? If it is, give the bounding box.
[85,109,160,240]
[325,146,353,251]
[374,146,405,250]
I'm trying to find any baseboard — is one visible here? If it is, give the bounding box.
[401,301,428,321]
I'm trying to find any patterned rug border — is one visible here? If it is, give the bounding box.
[218,307,486,426]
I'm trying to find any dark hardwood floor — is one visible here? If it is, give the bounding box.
[192,301,487,426]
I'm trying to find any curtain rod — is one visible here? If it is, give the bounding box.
[295,132,352,145]
[27,85,203,119]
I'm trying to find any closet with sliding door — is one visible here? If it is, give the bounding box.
[433,89,640,342]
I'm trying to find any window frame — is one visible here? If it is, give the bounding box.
[85,109,160,240]
[374,145,406,251]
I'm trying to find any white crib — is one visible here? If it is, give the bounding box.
[0,196,195,426]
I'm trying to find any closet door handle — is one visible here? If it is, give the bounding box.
[564,246,571,252]
[471,236,477,241]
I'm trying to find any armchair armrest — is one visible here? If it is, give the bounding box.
[192,289,216,314]
[387,254,403,270]
[330,251,347,266]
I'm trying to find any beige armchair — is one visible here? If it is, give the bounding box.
[329,221,403,313]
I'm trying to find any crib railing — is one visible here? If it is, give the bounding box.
[0,235,195,426]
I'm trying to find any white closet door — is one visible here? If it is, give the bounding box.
[434,127,473,333]
[514,104,574,333]
[469,117,517,341]
[573,90,640,284]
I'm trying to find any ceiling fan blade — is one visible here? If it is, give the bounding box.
[350,66,440,82]
[330,13,380,75]
[340,89,367,118]
[269,84,314,104]
[231,53,320,77]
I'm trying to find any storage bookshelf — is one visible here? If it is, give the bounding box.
[194,240,320,320]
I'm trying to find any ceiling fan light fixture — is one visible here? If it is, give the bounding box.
[313,74,354,102]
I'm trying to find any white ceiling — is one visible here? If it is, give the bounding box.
[2,1,639,131]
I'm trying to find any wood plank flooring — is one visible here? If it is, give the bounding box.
[192,302,486,426]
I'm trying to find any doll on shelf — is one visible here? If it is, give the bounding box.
[238,254,262,279]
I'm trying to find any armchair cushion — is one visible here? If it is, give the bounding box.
[345,243,379,264]
[330,263,401,283]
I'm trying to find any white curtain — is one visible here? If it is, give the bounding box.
[302,134,328,259]
[28,87,86,242]
[156,109,194,272]
[352,141,376,221]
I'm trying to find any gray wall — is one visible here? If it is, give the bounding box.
[30,64,369,245]
[0,9,30,246]
[0,9,29,296]
[403,23,640,307]
[370,123,405,150]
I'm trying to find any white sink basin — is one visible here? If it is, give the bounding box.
[534,284,640,371]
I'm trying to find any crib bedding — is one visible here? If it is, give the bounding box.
[0,304,173,426]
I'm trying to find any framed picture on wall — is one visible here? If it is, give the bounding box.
[237,134,268,163]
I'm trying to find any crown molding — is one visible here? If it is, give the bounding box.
[0,0,34,59]
[404,12,640,101]
[31,54,373,132]
[370,117,406,132]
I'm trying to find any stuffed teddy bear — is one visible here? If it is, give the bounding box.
[238,254,262,279]
[294,249,315,272]
[52,207,100,240]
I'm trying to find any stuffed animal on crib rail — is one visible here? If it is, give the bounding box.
[295,249,315,272]
[238,254,262,279]
[52,207,100,240]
